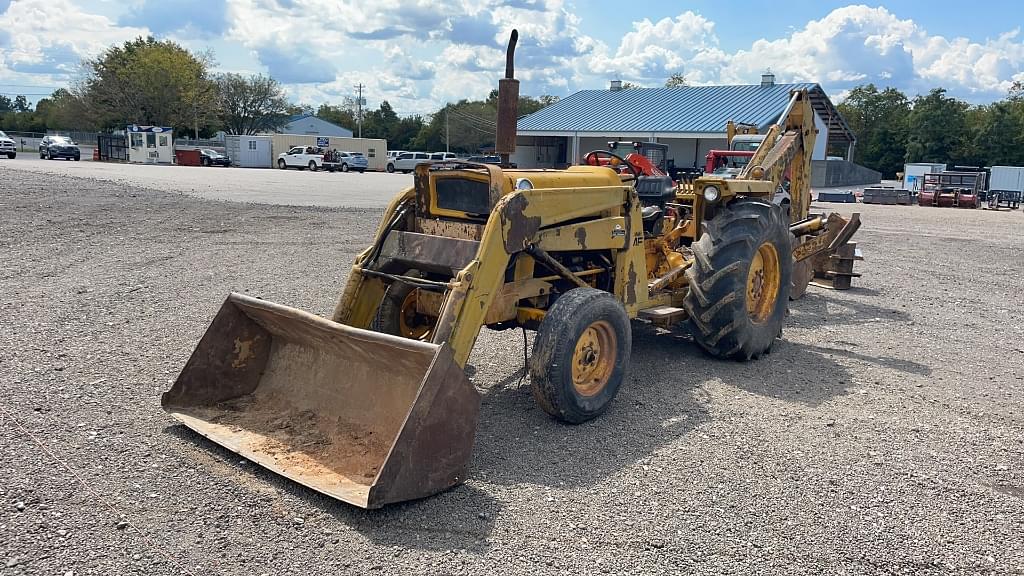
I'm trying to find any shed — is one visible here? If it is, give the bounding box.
[127,125,174,164]
[226,135,273,168]
[279,115,354,138]
[513,79,855,170]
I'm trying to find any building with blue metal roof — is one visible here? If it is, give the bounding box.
[279,114,354,138]
[512,74,855,170]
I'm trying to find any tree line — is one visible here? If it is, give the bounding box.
[837,82,1024,177]
[0,36,558,152]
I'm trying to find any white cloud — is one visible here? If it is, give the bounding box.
[589,11,725,82]
[597,6,1023,102]
[1,2,1022,112]
[0,0,148,77]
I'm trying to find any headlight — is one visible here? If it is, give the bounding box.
[703,185,721,203]
[515,178,534,191]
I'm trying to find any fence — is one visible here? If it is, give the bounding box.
[51,130,99,145]
[97,134,128,162]
[174,137,225,149]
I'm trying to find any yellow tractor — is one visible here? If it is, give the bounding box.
[162,31,860,508]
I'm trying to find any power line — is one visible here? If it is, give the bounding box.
[0,84,63,89]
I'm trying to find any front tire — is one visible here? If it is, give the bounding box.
[278,159,287,169]
[683,198,791,360]
[341,163,349,172]
[386,163,395,173]
[529,288,631,424]
[376,278,435,341]
[7,152,15,159]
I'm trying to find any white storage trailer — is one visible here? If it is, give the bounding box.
[269,135,388,171]
[989,166,1024,194]
[902,163,946,192]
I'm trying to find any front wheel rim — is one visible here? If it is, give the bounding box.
[571,320,616,397]
[398,290,433,340]
[746,242,781,323]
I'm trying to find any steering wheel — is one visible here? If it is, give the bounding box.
[583,150,641,180]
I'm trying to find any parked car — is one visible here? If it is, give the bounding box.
[199,148,231,167]
[277,146,324,170]
[0,130,16,159]
[40,135,80,161]
[467,155,501,165]
[391,151,432,173]
[430,152,458,162]
[385,150,407,173]
[324,150,369,173]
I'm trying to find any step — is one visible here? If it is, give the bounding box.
[637,306,687,326]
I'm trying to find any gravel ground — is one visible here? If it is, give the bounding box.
[0,156,411,208]
[1,165,1023,575]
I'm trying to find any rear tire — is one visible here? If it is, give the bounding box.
[529,287,631,424]
[683,198,791,360]
[278,159,286,169]
[308,160,318,172]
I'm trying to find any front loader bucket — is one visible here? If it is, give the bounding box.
[161,293,480,509]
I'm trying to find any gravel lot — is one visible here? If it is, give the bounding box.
[0,155,411,208]
[1,162,1022,575]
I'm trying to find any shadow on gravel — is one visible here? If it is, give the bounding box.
[166,421,501,552]
[801,343,931,377]
[789,291,911,328]
[720,338,855,405]
[469,325,713,489]
[470,320,870,491]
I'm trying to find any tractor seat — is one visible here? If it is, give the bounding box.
[641,205,663,221]
[641,205,664,236]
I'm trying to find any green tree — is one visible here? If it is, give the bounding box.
[970,101,1024,166]
[665,73,687,88]
[0,95,12,113]
[1009,80,1024,102]
[836,84,910,177]
[81,36,216,133]
[216,73,291,135]
[13,95,30,113]
[315,102,356,130]
[905,88,969,164]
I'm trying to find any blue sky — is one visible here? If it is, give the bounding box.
[1,0,1022,115]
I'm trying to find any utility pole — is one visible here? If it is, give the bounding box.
[354,83,364,139]
[445,107,449,153]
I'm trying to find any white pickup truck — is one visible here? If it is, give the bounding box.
[277,145,324,171]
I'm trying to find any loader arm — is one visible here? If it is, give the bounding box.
[431,182,643,367]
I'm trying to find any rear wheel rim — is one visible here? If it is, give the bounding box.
[398,290,433,340]
[571,320,616,397]
[746,242,781,323]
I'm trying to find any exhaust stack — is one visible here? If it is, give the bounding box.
[495,30,519,167]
